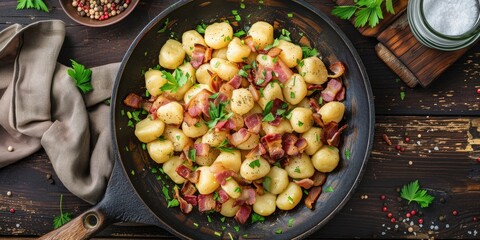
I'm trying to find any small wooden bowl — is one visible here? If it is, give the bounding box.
[59,0,139,27]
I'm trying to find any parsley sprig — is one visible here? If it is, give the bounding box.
[331,0,395,28]
[68,60,93,94]
[17,0,49,12]
[301,46,319,58]
[215,139,236,153]
[400,180,435,208]
[53,194,73,229]
[160,68,190,93]
[206,98,233,129]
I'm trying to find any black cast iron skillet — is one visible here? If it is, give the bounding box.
[41,0,374,239]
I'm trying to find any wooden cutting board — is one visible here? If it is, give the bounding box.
[334,0,472,87]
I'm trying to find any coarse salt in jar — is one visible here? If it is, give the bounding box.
[408,0,480,51]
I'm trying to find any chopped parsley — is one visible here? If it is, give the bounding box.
[288,218,294,227]
[234,187,241,193]
[264,38,280,51]
[188,148,196,162]
[158,18,170,33]
[301,46,319,58]
[279,29,292,42]
[167,199,179,208]
[206,100,233,129]
[196,22,208,34]
[287,12,294,18]
[214,139,236,153]
[287,196,294,204]
[162,186,171,200]
[262,112,275,122]
[251,213,265,223]
[345,149,351,160]
[275,228,283,234]
[238,69,248,77]
[290,92,296,99]
[160,68,190,93]
[324,186,334,192]
[294,166,301,173]
[400,91,406,100]
[263,176,272,191]
[248,159,261,168]
[298,121,304,127]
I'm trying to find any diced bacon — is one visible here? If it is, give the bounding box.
[244,113,262,134]
[282,133,299,156]
[234,205,252,224]
[312,113,325,127]
[204,47,213,63]
[191,44,207,69]
[336,86,346,101]
[215,92,229,104]
[230,128,251,146]
[327,124,348,147]
[321,78,343,102]
[194,143,210,157]
[254,64,273,87]
[272,59,293,83]
[176,165,200,183]
[253,181,264,195]
[267,47,282,57]
[311,171,327,187]
[214,170,236,186]
[327,61,346,78]
[305,186,322,209]
[142,101,152,112]
[174,187,193,214]
[209,71,223,93]
[218,83,234,99]
[245,144,267,159]
[309,98,321,113]
[294,178,314,189]
[228,75,242,89]
[228,114,244,131]
[249,84,260,101]
[217,189,230,203]
[261,134,284,160]
[198,194,216,212]
[234,187,256,206]
[268,116,282,126]
[243,36,256,52]
[183,195,198,206]
[187,89,211,117]
[181,181,197,196]
[295,137,308,153]
[307,84,324,91]
[183,112,200,127]
[123,93,144,109]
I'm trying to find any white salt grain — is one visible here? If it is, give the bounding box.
[7,146,14,152]
[423,0,480,35]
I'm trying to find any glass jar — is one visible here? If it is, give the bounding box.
[408,0,480,51]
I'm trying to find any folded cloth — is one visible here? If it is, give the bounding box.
[0,20,119,204]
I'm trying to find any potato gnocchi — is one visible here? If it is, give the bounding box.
[125,20,348,225]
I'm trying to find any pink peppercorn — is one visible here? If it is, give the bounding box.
[411,210,416,216]
[382,207,388,212]
[387,212,393,218]
[418,218,424,224]
[380,195,386,200]
[406,213,411,218]
[453,210,458,216]
[390,218,396,223]
[9,208,15,213]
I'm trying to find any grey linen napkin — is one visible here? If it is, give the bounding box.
[0,20,118,204]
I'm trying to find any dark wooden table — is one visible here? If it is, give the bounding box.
[1,0,479,239]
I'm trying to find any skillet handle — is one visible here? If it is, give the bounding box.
[39,207,110,240]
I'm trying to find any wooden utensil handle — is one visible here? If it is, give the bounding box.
[39,207,109,240]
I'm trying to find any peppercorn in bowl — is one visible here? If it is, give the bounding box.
[59,0,139,27]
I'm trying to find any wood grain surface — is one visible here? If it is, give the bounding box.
[1,0,479,239]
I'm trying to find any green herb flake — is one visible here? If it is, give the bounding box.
[127,120,134,128]
[160,68,189,93]
[68,59,93,94]
[196,22,208,34]
[287,12,294,18]
[234,187,241,193]
[131,170,135,176]
[167,199,179,208]
[297,59,305,67]
[228,232,234,240]
[240,2,246,9]
[238,69,248,77]
[234,226,240,232]
[290,91,296,99]
[298,121,304,127]
[251,213,265,223]
[17,0,49,12]
[287,196,294,204]
[151,167,158,174]
[319,97,323,105]
[301,46,319,58]
[400,180,435,208]
[215,61,221,68]
[275,228,283,234]
[214,191,220,201]
[303,189,309,195]
[324,186,334,193]
[220,217,226,223]
[215,139,236,153]
[162,186,171,200]
[279,29,292,42]
[264,38,280,51]
[262,113,275,122]
[157,18,170,33]
[263,176,272,191]
[206,99,233,129]
[142,143,146,151]
[294,166,301,173]
[248,159,261,169]
[400,91,406,100]
[193,222,199,228]
[207,215,213,223]
[345,149,351,160]
[52,194,72,229]
[188,148,197,162]
[288,218,294,227]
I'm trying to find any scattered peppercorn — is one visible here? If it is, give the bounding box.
[71,0,130,21]
[382,206,388,212]
[408,227,413,233]
[387,212,393,218]
[7,146,14,152]
[452,210,458,216]
[395,145,401,150]
[477,157,480,163]
[405,137,410,142]
[408,160,413,166]
[439,215,446,222]
[406,213,411,218]
[477,88,480,94]
[390,217,396,223]
[380,195,386,200]
[400,86,406,92]
[396,187,401,193]
[410,210,416,216]
[10,208,15,213]
[46,173,52,179]
[473,217,478,221]
[6,191,12,197]
[418,218,424,224]
[400,147,405,152]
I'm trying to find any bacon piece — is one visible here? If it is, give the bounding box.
[309,98,321,113]
[311,171,327,187]
[230,128,251,146]
[234,187,256,206]
[187,89,211,117]
[183,195,198,206]
[243,36,256,52]
[142,101,153,112]
[245,144,267,159]
[181,181,197,196]
[191,43,206,69]
[214,170,236,186]
[273,59,293,83]
[217,189,230,204]
[321,78,343,102]
[327,124,348,147]
[268,116,282,126]
[253,181,264,195]
[219,82,234,99]
[249,84,260,101]
[183,112,200,127]
[295,137,308,153]
[267,47,282,57]
[149,95,173,114]
[228,114,244,131]
[198,194,216,212]
[176,165,200,183]
[194,143,210,157]
[228,75,242,89]
[305,186,322,209]
[294,178,314,189]
[312,113,325,127]
[123,93,144,109]
[327,61,346,78]
[209,71,223,93]
[174,187,193,214]
[204,47,213,63]
[282,133,299,156]
[336,86,346,101]
[234,205,252,224]
[307,84,324,91]
[261,134,284,160]
[244,113,262,134]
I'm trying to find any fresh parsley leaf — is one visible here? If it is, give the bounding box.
[234,30,247,38]
[167,199,179,208]
[264,38,280,51]
[160,68,189,93]
[345,149,351,160]
[196,23,208,34]
[301,46,319,58]
[162,186,171,200]
[400,180,435,208]
[294,166,301,173]
[157,18,170,33]
[215,139,236,153]
[234,187,241,193]
[17,0,49,12]
[188,148,196,162]
[263,100,274,116]
[263,176,272,192]
[251,213,265,223]
[248,159,261,168]
[68,60,93,94]
[324,186,334,192]
[275,228,283,234]
[331,0,395,28]
[53,194,72,229]
[400,91,406,100]
[206,100,233,129]
[279,29,292,42]
[262,112,275,122]
[287,196,294,204]
[288,218,294,227]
